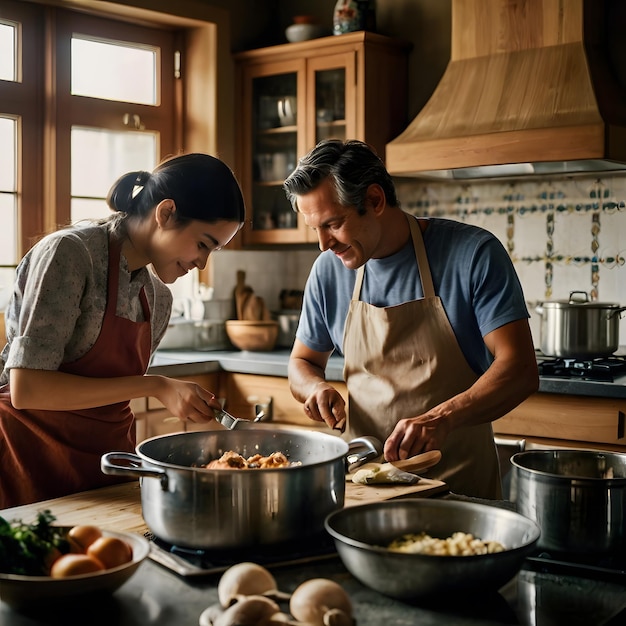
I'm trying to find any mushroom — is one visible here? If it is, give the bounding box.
[200,596,288,626]
[289,578,355,626]
[218,562,290,608]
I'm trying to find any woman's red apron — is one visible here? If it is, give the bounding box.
[342,214,501,498]
[0,237,152,508]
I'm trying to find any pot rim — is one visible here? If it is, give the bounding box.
[541,301,622,309]
[511,449,626,483]
[134,425,351,472]
[538,289,623,309]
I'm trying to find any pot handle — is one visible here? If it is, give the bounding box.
[101,452,169,490]
[345,436,383,472]
[569,291,590,304]
[608,306,626,320]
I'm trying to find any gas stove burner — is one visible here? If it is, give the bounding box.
[537,355,626,382]
[146,531,337,577]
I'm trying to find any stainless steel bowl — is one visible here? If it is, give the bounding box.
[324,499,540,601]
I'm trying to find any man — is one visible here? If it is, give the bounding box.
[283,139,538,498]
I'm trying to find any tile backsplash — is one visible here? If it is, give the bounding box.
[206,173,626,350]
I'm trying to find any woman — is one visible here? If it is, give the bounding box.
[0,152,245,507]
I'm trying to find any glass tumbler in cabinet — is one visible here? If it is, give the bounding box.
[250,74,299,236]
[315,68,346,143]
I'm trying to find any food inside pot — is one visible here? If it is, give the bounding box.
[200,450,301,470]
[387,531,505,556]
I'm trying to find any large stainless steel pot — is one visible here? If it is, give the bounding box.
[535,291,626,358]
[101,425,378,550]
[510,449,626,555]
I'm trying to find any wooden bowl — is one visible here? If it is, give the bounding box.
[225,320,279,351]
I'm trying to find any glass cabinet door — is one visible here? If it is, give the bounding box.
[308,51,356,152]
[236,34,409,247]
[248,71,301,238]
[314,68,346,143]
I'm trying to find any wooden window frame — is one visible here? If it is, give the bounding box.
[1,0,235,278]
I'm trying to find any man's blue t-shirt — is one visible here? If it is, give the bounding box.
[296,217,529,376]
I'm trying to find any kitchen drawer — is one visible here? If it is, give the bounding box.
[221,372,348,429]
[494,393,626,446]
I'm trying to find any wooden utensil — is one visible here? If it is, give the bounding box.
[387,449,442,474]
[347,449,442,480]
[234,270,246,320]
[243,294,264,321]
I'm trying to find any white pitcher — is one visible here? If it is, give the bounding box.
[277,96,297,126]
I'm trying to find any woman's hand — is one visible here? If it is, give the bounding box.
[154,376,223,423]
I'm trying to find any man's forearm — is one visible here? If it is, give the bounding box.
[287,356,329,403]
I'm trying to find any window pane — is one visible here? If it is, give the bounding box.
[0,193,17,266]
[0,265,16,311]
[71,36,157,105]
[0,21,16,82]
[0,117,16,191]
[0,117,17,264]
[71,127,157,222]
[70,197,109,225]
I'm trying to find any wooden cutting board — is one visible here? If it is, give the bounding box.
[1,477,447,533]
[345,477,448,506]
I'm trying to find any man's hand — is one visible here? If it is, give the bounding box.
[303,382,347,431]
[384,412,451,461]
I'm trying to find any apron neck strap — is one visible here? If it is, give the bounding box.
[352,213,436,300]
[407,213,435,298]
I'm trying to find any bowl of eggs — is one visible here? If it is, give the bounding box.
[0,518,150,610]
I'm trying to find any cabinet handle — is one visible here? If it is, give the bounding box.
[247,395,273,422]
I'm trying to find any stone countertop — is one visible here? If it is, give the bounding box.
[148,349,345,381]
[149,349,626,399]
[3,555,625,626]
[2,484,625,625]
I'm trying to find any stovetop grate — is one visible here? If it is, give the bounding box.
[537,354,626,382]
[146,531,338,577]
[524,549,626,584]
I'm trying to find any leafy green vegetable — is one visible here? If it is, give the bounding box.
[0,510,70,575]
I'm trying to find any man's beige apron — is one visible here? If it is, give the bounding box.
[343,214,500,498]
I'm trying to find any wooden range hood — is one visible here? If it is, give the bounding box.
[386,0,626,180]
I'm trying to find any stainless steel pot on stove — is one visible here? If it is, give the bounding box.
[101,425,380,549]
[535,291,626,358]
[510,449,626,555]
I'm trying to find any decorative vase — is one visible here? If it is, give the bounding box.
[285,15,327,43]
[333,0,371,35]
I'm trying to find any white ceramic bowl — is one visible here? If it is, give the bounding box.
[285,23,327,43]
[0,529,150,610]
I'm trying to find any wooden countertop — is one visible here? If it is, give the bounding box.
[0,478,447,533]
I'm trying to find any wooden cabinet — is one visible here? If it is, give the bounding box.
[494,392,626,451]
[132,370,346,440]
[221,372,347,430]
[234,31,410,245]
[132,373,220,442]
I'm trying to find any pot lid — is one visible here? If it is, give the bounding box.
[541,291,621,309]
